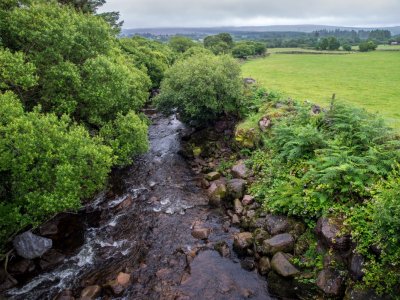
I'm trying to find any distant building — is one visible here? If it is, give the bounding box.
[391,41,399,45]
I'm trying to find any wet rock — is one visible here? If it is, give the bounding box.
[264,214,290,235]
[246,210,256,219]
[8,259,35,275]
[105,272,131,296]
[234,199,243,215]
[39,222,58,236]
[240,257,256,271]
[242,195,254,206]
[262,233,294,255]
[271,252,300,277]
[231,214,240,225]
[316,217,351,251]
[13,231,52,259]
[231,161,249,179]
[55,289,75,300]
[39,249,66,270]
[214,241,230,258]
[349,253,365,281]
[253,229,270,245]
[316,269,345,297]
[344,286,390,300]
[233,232,253,256]
[80,285,101,300]
[258,257,271,275]
[207,181,227,207]
[116,195,133,210]
[0,271,17,292]
[205,171,220,181]
[267,271,297,298]
[191,228,211,240]
[227,179,246,199]
[259,117,272,132]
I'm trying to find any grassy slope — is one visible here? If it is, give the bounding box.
[242,50,400,128]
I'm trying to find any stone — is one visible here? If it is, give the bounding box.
[349,253,365,281]
[234,126,260,149]
[264,214,290,235]
[344,286,390,300]
[193,147,202,157]
[241,257,256,271]
[39,249,66,270]
[271,252,300,277]
[0,271,17,292]
[258,257,271,275]
[106,272,131,296]
[246,210,256,219]
[259,117,272,132]
[205,171,220,181]
[243,77,256,84]
[191,228,211,240]
[231,161,249,179]
[316,269,345,297]
[227,179,246,199]
[233,232,253,255]
[233,199,243,215]
[8,259,35,275]
[231,214,240,225]
[55,289,75,300]
[262,233,294,255]
[39,222,58,236]
[116,272,130,286]
[315,217,351,251]
[116,195,133,210]
[214,241,230,258]
[267,271,297,299]
[13,231,52,259]
[242,195,254,206]
[80,285,101,300]
[207,181,227,207]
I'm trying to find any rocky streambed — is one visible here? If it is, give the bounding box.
[1,114,273,300]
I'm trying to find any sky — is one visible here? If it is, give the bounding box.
[99,0,400,29]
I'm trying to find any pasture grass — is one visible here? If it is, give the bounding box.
[242,50,400,129]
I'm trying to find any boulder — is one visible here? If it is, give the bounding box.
[80,285,102,300]
[262,233,294,255]
[258,257,271,275]
[214,241,230,258]
[344,286,390,300]
[233,232,253,255]
[233,199,243,215]
[207,181,227,207]
[227,179,246,199]
[349,253,364,281]
[8,259,35,275]
[0,271,17,292]
[243,78,256,84]
[105,272,131,296]
[264,214,290,235]
[231,161,249,179]
[271,252,300,277]
[315,217,351,251]
[191,228,211,240]
[316,269,345,297]
[39,249,66,270]
[242,195,254,206]
[241,257,256,271]
[231,214,240,225]
[234,126,260,149]
[55,289,75,300]
[13,231,52,259]
[205,171,220,181]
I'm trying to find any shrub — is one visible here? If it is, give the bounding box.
[155,53,243,124]
[342,44,352,51]
[359,40,377,52]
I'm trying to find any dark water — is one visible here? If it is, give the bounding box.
[7,114,272,299]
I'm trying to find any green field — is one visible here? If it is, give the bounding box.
[242,50,400,128]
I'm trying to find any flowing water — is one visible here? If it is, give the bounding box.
[6,114,273,299]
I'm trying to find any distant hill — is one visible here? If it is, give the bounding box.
[122,25,400,36]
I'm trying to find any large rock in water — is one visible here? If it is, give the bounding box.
[233,232,253,256]
[264,214,290,235]
[271,252,300,277]
[262,233,294,255]
[13,231,52,259]
[316,269,345,297]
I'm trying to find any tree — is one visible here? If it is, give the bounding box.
[169,36,196,53]
[327,37,340,50]
[204,33,234,54]
[359,40,377,52]
[155,53,243,124]
[342,44,352,51]
[232,44,255,58]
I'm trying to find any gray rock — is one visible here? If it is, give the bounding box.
[259,117,272,132]
[8,259,35,275]
[241,257,256,271]
[271,252,300,277]
[191,228,211,240]
[264,214,290,235]
[258,257,271,275]
[227,179,247,199]
[316,269,345,297]
[231,161,249,179]
[233,232,253,255]
[262,233,294,255]
[316,217,351,251]
[234,198,243,214]
[205,171,220,181]
[207,181,227,207]
[13,231,52,259]
[242,195,254,206]
[350,253,365,281]
[344,286,390,300]
[39,249,65,270]
[80,285,102,300]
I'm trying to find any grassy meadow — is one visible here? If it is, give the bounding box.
[242,49,400,128]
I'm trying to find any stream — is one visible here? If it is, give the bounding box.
[6,114,273,299]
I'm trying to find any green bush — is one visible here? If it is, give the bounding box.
[155,53,243,124]
[359,40,378,52]
[0,92,113,243]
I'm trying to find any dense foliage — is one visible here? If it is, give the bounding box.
[243,87,400,294]
[0,0,153,245]
[204,33,234,54]
[155,53,243,124]
[231,41,267,58]
[359,40,378,52]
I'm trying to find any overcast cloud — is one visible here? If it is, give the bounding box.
[99,0,400,28]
